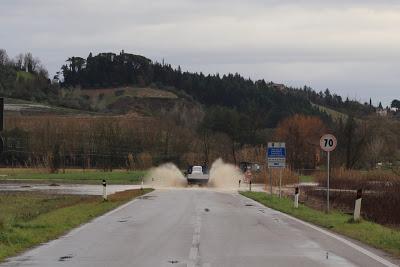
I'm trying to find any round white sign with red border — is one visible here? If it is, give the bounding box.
[320,134,337,152]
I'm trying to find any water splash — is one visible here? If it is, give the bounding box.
[208,158,243,188]
[144,163,186,188]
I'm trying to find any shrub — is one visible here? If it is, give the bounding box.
[265,168,299,187]
[308,168,400,225]
[114,89,125,96]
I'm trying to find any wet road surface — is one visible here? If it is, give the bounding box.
[1,189,398,267]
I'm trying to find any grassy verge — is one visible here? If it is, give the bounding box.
[0,168,146,184]
[299,175,314,183]
[0,189,153,262]
[240,191,400,257]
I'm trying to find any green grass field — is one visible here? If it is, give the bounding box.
[16,71,35,81]
[299,175,314,183]
[0,189,153,262]
[240,191,400,257]
[0,168,147,184]
[311,102,348,121]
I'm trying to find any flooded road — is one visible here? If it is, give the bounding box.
[0,183,142,195]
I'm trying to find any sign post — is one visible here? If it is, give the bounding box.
[320,134,337,213]
[267,142,286,196]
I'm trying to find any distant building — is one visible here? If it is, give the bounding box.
[270,83,286,91]
[376,108,388,116]
[376,101,389,116]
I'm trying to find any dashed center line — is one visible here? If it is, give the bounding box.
[188,212,204,267]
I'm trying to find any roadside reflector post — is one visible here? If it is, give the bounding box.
[294,187,299,208]
[354,188,362,221]
[102,179,107,201]
[141,178,144,190]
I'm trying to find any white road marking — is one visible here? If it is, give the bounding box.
[189,211,202,266]
[189,247,198,260]
[247,197,398,267]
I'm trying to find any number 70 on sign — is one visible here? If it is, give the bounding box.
[320,134,337,152]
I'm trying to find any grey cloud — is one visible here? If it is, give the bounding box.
[1,0,399,105]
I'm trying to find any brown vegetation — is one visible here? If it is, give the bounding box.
[2,113,239,171]
[303,168,400,225]
[265,168,299,187]
[275,114,325,170]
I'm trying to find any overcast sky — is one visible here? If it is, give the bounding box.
[1,0,399,106]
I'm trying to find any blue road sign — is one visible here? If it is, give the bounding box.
[267,147,286,158]
[267,142,286,168]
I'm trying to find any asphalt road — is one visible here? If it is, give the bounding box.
[1,189,398,267]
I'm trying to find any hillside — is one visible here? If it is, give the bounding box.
[1,50,399,171]
[311,102,348,121]
[80,86,178,112]
[4,97,99,116]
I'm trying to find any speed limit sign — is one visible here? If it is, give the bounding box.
[320,134,337,152]
[320,133,337,213]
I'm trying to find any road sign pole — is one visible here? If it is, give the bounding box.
[279,169,282,198]
[269,168,272,195]
[320,134,336,213]
[327,151,330,213]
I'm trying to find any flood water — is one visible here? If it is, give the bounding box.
[0,183,142,195]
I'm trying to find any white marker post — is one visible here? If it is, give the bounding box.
[320,134,337,213]
[354,189,362,221]
[102,179,107,201]
[294,187,299,208]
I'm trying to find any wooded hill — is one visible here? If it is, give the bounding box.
[2,49,399,170]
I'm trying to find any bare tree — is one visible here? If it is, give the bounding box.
[367,137,385,168]
[0,49,9,65]
[23,52,40,73]
[14,53,24,70]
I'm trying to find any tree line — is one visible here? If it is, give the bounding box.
[1,49,399,171]
[0,49,58,102]
[60,51,335,128]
